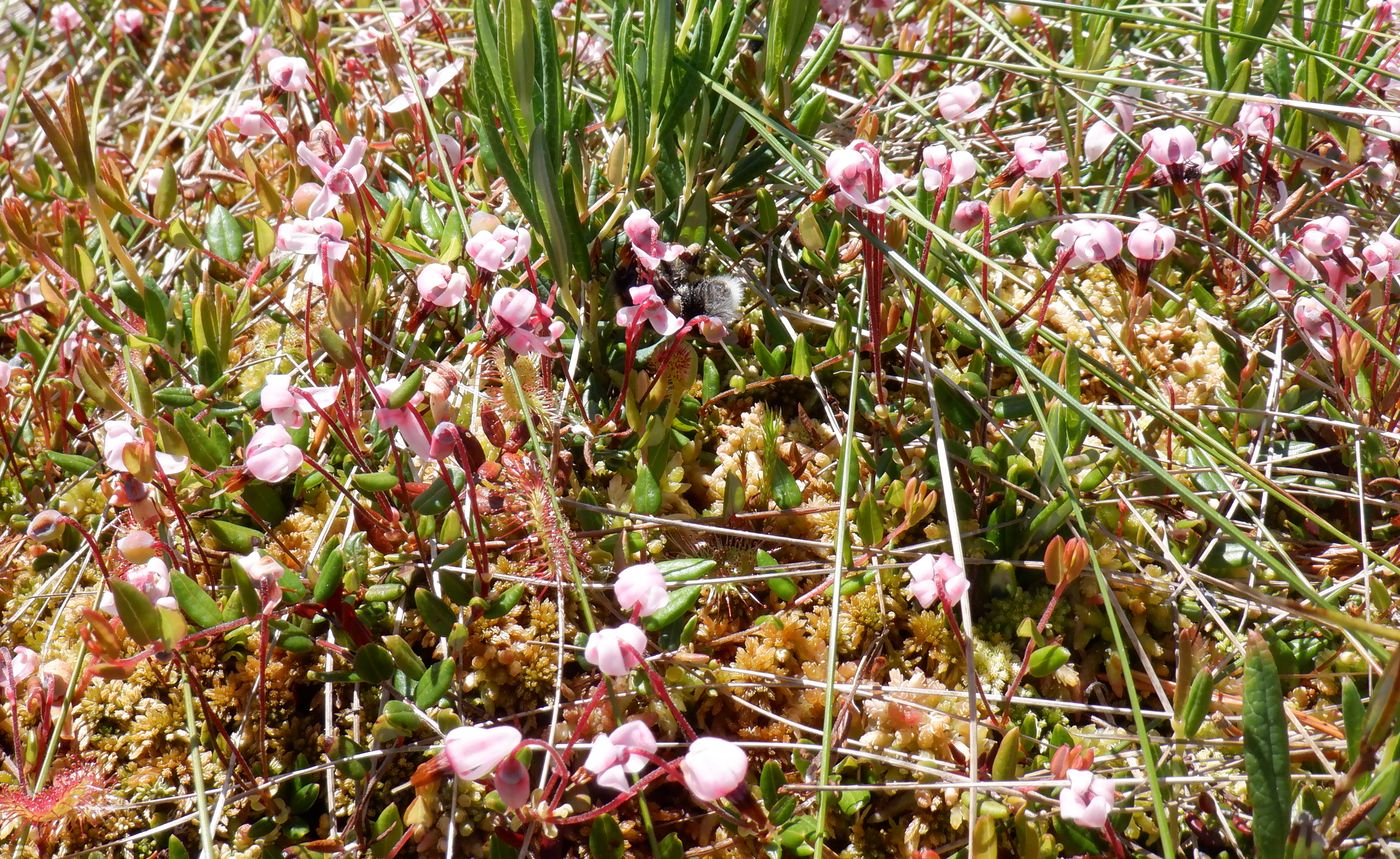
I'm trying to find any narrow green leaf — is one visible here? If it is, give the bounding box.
[1243,632,1292,858]
[110,579,163,647]
[171,571,223,629]
[414,657,456,708]
[205,205,244,263]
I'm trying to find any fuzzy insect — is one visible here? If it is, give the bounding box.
[609,244,746,328]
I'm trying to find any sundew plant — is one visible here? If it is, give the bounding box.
[2,0,1400,855]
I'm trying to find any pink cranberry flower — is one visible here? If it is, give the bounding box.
[1298,215,1352,256]
[584,721,658,792]
[680,737,748,802]
[116,531,157,563]
[50,3,82,34]
[583,623,647,676]
[442,725,522,781]
[417,263,470,307]
[427,423,458,459]
[1127,212,1175,261]
[920,144,976,192]
[1060,768,1116,829]
[104,420,188,477]
[908,553,968,609]
[296,136,369,219]
[1014,135,1070,180]
[244,424,303,483]
[383,60,465,113]
[1236,101,1281,141]
[428,133,467,171]
[276,217,350,285]
[373,378,434,459]
[0,647,39,698]
[1142,125,1198,166]
[951,200,988,232]
[113,8,144,35]
[824,140,904,214]
[1051,218,1124,268]
[624,209,686,270]
[616,285,683,336]
[1293,296,1339,361]
[1261,248,1319,297]
[223,100,288,138]
[1084,97,1135,162]
[261,375,339,429]
[267,55,311,93]
[1206,136,1241,169]
[936,82,982,122]
[236,550,283,585]
[489,287,566,355]
[1372,0,1395,26]
[99,557,177,615]
[1363,233,1400,279]
[615,562,669,617]
[465,224,531,273]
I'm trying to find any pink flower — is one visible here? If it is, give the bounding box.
[373,379,433,459]
[1051,218,1124,268]
[920,144,976,192]
[1013,135,1070,180]
[1261,248,1319,297]
[584,721,657,792]
[465,224,531,273]
[427,422,457,459]
[908,553,968,609]
[489,288,565,355]
[276,217,349,285]
[1298,215,1352,256]
[1084,97,1134,162]
[495,757,531,808]
[104,420,187,477]
[1127,213,1175,261]
[442,725,522,781]
[824,141,904,213]
[615,562,669,617]
[1060,768,1115,829]
[113,8,144,35]
[936,83,982,122]
[296,137,369,219]
[1,647,40,698]
[1294,296,1338,361]
[428,133,466,171]
[237,550,283,584]
[383,60,465,113]
[1206,136,1241,169]
[223,100,287,138]
[1363,233,1400,280]
[267,55,311,93]
[245,424,303,483]
[99,557,177,615]
[680,737,748,802]
[1142,125,1198,166]
[116,531,157,563]
[951,201,988,232]
[616,285,683,336]
[686,315,731,343]
[417,263,470,307]
[624,209,686,270]
[583,623,647,676]
[1372,0,1395,27]
[50,3,82,34]
[1236,101,1281,141]
[261,374,339,429]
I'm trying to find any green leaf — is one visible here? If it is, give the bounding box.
[656,834,685,859]
[1243,632,1292,858]
[644,585,702,632]
[1028,645,1071,678]
[632,462,661,515]
[46,452,97,475]
[175,411,227,470]
[588,814,625,859]
[205,205,244,262]
[205,519,262,553]
[414,588,457,637]
[170,571,223,629]
[313,547,345,604]
[354,643,396,684]
[484,583,526,619]
[654,557,717,582]
[110,579,163,647]
[1178,669,1215,740]
[1342,676,1364,763]
[761,760,785,807]
[415,657,456,708]
[352,472,400,492]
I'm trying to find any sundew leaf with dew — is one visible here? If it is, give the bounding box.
[1243,632,1293,858]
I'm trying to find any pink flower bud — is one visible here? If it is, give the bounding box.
[50,3,82,34]
[680,737,748,802]
[1,647,40,698]
[489,288,566,356]
[245,424,304,483]
[113,8,145,35]
[1142,125,1198,166]
[583,623,647,676]
[1013,135,1069,179]
[1059,768,1115,829]
[1051,218,1123,268]
[116,531,157,563]
[442,725,522,781]
[416,263,470,307]
[427,423,457,459]
[1363,233,1400,280]
[1298,215,1351,256]
[951,201,988,233]
[908,553,968,608]
[465,225,531,273]
[1206,136,1240,169]
[1127,213,1175,261]
[1236,101,1281,141]
[824,141,905,213]
[615,562,669,617]
[936,82,982,122]
[1293,296,1337,361]
[494,756,531,808]
[266,56,311,93]
[920,144,976,192]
